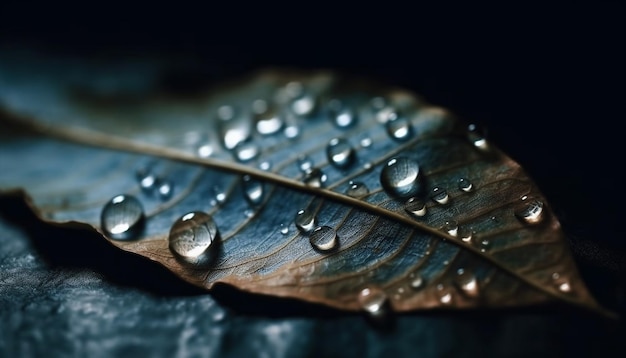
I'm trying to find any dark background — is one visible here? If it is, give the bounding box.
[1,2,624,357]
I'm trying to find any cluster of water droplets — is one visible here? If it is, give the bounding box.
[136,165,175,201]
[295,209,339,252]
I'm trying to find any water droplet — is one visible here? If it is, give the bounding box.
[409,274,425,289]
[168,211,218,259]
[217,105,235,121]
[220,115,251,150]
[259,161,272,171]
[326,137,355,168]
[297,155,314,172]
[375,106,397,124]
[345,181,369,198]
[431,187,449,204]
[101,195,145,240]
[330,104,357,128]
[158,180,174,200]
[291,91,316,116]
[467,123,489,151]
[309,226,339,252]
[552,272,560,280]
[459,228,473,242]
[303,168,327,187]
[244,209,255,218]
[242,175,264,205]
[363,162,373,170]
[139,174,157,192]
[360,137,373,148]
[295,209,317,232]
[458,178,473,192]
[284,125,299,138]
[214,188,227,204]
[443,220,458,237]
[254,104,283,135]
[514,197,544,224]
[455,270,479,298]
[551,272,571,293]
[385,115,413,141]
[479,239,490,252]
[280,224,289,235]
[197,143,214,158]
[404,197,427,217]
[234,141,260,162]
[380,157,422,198]
[436,284,454,305]
[558,282,571,292]
[358,286,388,316]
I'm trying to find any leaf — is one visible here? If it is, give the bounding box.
[0,54,616,318]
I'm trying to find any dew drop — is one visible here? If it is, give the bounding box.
[157,180,174,200]
[196,143,214,158]
[101,195,145,240]
[244,209,255,218]
[514,197,545,224]
[254,104,283,135]
[280,224,289,235]
[234,141,260,162]
[436,284,454,305]
[297,155,314,172]
[309,226,339,252]
[326,137,355,168]
[303,168,327,188]
[291,93,316,117]
[259,161,272,171]
[558,282,571,293]
[242,175,264,205]
[404,197,427,217]
[479,239,490,252]
[359,137,373,148]
[284,125,299,139]
[168,211,218,259]
[431,187,449,204]
[443,220,459,237]
[467,123,489,151]
[136,166,158,192]
[459,227,473,243]
[409,274,425,290]
[375,106,398,124]
[385,115,413,141]
[380,157,422,198]
[295,209,317,233]
[220,115,251,150]
[358,286,388,316]
[333,106,357,128]
[458,178,473,192]
[455,270,479,298]
[345,181,369,198]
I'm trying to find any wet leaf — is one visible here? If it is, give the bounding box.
[0,55,616,318]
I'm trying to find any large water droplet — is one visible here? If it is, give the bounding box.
[345,181,369,198]
[254,103,283,135]
[458,178,473,192]
[303,168,327,187]
[326,137,355,168]
[404,197,427,217]
[431,187,449,204]
[101,194,145,240]
[380,157,421,198]
[514,196,544,224]
[242,175,264,205]
[168,211,218,259]
[295,209,317,232]
[467,123,489,151]
[358,286,388,316]
[309,226,339,252]
[455,269,479,298]
[385,115,413,141]
[234,141,260,162]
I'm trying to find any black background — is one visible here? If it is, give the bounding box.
[1,2,624,356]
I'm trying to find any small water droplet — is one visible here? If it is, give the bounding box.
[242,175,264,205]
[158,180,174,200]
[220,115,251,150]
[284,125,299,139]
[479,239,490,252]
[363,162,373,170]
[404,197,427,217]
[139,174,157,192]
[436,284,454,305]
[380,157,422,198]
[385,115,413,141]
[459,227,473,242]
[360,137,373,148]
[431,187,449,204]
[214,188,227,204]
[332,106,357,128]
[375,106,398,124]
[297,155,314,172]
[326,137,355,168]
[101,195,145,240]
[197,143,214,158]
[303,168,327,187]
[345,181,369,198]
[309,226,339,252]
[455,270,479,298]
[409,274,425,289]
[443,220,458,237]
[558,282,571,292]
[295,209,317,232]
[254,104,283,135]
[244,209,255,218]
[291,91,316,116]
[467,123,489,151]
[234,141,260,162]
[458,178,473,192]
[168,211,218,259]
[280,224,289,235]
[514,197,545,224]
[259,161,272,171]
[217,105,235,121]
[358,286,388,316]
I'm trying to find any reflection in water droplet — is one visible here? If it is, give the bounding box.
[385,115,413,141]
[101,195,145,240]
[280,224,289,235]
[551,272,571,293]
[467,123,489,151]
[404,197,427,217]
[242,175,264,205]
[234,141,260,162]
[291,93,316,116]
[158,180,174,200]
[326,137,355,168]
[303,168,327,187]
[458,178,473,192]
[455,269,479,298]
[168,211,218,259]
[443,220,458,237]
[436,284,453,305]
[358,286,388,316]
[309,226,338,252]
[380,157,421,197]
[138,172,157,192]
[214,188,227,204]
[360,137,373,148]
[295,209,317,232]
[255,104,283,135]
[244,209,255,218]
[431,187,449,204]
[345,181,369,198]
[514,197,544,224]
[197,143,214,158]
[297,155,314,172]
[409,274,425,289]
